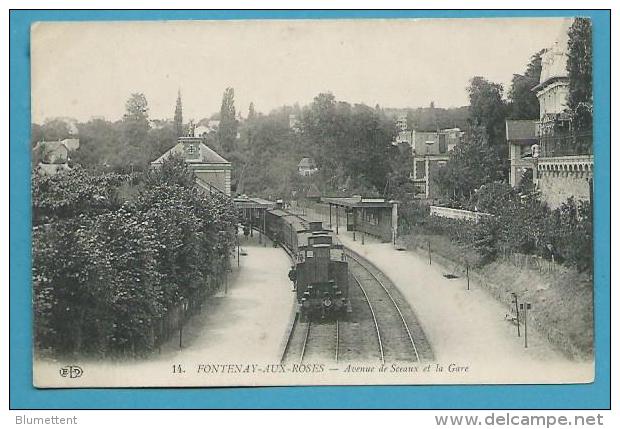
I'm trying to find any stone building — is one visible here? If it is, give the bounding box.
[32,138,80,176]
[151,136,232,196]
[298,157,318,176]
[411,128,463,199]
[505,120,537,188]
[530,18,593,209]
[396,114,408,132]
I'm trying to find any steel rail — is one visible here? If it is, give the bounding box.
[299,321,311,364]
[351,274,385,365]
[280,313,298,364]
[335,320,340,362]
[347,250,420,363]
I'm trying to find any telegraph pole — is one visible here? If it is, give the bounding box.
[336,205,339,234]
[329,204,332,228]
[428,241,432,265]
[466,261,470,291]
[258,209,262,245]
[263,210,266,247]
[520,302,532,348]
[511,292,521,337]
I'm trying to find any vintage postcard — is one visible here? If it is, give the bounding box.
[30,17,595,388]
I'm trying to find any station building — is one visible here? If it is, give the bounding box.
[322,196,398,243]
[234,196,276,230]
[151,135,232,195]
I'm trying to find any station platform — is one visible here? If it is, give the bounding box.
[304,208,593,384]
[159,232,296,363]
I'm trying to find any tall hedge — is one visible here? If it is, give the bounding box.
[32,158,238,357]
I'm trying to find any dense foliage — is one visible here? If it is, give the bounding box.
[174,90,183,137]
[33,94,178,173]
[301,94,396,193]
[567,18,593,130]
[508,50,545,120]
[405,183,593,273]
[434,127,507,201]
[212,93,398,199]
[218,87,238,152]
[32,156,238,357]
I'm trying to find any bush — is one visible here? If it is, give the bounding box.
[32,158,238,358]
[399,186,593,273]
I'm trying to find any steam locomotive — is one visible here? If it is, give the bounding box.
[264,209,352,320]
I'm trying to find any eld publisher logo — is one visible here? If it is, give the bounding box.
[59,365,83,379]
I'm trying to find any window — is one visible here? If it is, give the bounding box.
[415,160,426,179]
[364,211,379,225]
[439,134,447,153]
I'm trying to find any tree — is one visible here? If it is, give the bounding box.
[146,125,177,163]
[248,102,257,121]
[567,18,593,130]
[31,123,44,146]
[466,76,509,178]
[37,118,73,141]
[435,127,506,201]
[300,92,344,176]
[72,118,122,168]
[467,77,507,145]
[299,93,396,195]
[345,103,394,192]
[218,87,238,152]
[174,90,183,137]
[124,93,149,124]
[32,158,239,357]
[508,50,545,119]
[121,93,150,167]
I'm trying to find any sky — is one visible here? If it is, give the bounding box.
[31,18,570,124]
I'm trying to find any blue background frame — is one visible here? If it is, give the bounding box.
[9,9,611,409]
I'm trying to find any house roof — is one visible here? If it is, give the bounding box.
[151,141,230,165]
[33,139,80,162]
[306,183,321,198]
[298,157,316,168]
[37,162,70,176]
[505,120,537,142]
[33,141,67,164]
[531,75,569,93]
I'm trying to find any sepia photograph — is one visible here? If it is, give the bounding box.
[29,17,596,388]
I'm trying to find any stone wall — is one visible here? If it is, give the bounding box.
[536,156,593,209]
[195,169,231,195]
[429,206,492,223]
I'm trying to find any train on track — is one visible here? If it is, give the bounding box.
[263,207,352,320]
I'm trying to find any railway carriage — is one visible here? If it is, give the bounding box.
[265,209,306,252]
[264,209,351,320]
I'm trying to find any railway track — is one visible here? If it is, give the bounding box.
[281,319,339,364]
[345,249,433,362]
[281,247,433,364]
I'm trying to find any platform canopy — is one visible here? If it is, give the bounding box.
[233,196,276,210]
[322,196,394,208]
